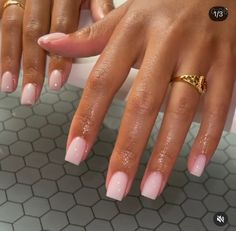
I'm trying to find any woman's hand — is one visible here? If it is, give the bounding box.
[0,0,114,104]
[39,0,236,200]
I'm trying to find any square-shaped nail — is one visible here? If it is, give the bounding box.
[65,137,87,165]
[49,70,62,90]
[1,72,14,93]
[141,171,163,200]
[21,83,36,105]
[106,171,128,201]
[190,154,206,177]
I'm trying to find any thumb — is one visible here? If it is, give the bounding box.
[37,2,129,58]
[90,0,114,21]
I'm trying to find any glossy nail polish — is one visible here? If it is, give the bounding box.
[190,154,206,177]
[65,137,87,165]
[38,33,67,44]
[49,70,62,90]
[141,171,163,200]
[1,72,13,92]
[106,171,128,201]
[21,83,36,105]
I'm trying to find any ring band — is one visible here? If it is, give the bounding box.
[3,0,24,10]
[171,75,207,94]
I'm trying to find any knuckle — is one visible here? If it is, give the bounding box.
[167,96,193,119]
[122,10,146,31]
[77,24,96,40]
[128,90,157,116]
[151,149,176,174]
[53,16,70,31]
[101,1,114,12]
[205,103,228,121]
[2,55,14,67]
[24,66,41,80]
[24,19,45,39]
[116,148,137,170]
[88,66,111,93]
[73,110,96,136]
[3,15,21,30]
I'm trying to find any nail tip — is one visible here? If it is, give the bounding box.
[141,192,157,200]
[189,170,203,177]
[65,136,87,166]
[141,171,163,200]
[106,171,128,201]
[189,154,206,177]
[106,192,123,201]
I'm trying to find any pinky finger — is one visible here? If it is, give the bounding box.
[188,55,235,177]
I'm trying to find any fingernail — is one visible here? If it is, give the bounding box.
[141,172,163,200]
[106,171,128,201]
[21,83,36,105]
[1,72,13,92]
[49,70,62,90]
[38,33,67,44]
[65,137,87,165]
[190,154,206,177]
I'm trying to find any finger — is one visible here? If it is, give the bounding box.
[90,0,114,21]
[1,0,25,92]
[64,14,142,172]
[48,0,81,90]
[21,0,51,105]
[140,40,212,200]
[188,48,235,177]
[105,35,179,201]
[0,0,4,18]
[37,1,130,58]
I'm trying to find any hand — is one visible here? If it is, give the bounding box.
[0,0,114,104]
[38,0,236,200]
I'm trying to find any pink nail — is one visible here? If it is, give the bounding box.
[38,33,67,45]
[65,137,87,165]
[1,72,13,92]
[106,171,128,201]
[190,154,206,177]
[21,83,36,105]
[141,172,163,200]
[49,70,62,90]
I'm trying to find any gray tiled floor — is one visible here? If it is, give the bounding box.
[0,78,235,231]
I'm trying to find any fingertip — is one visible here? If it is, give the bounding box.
[37,33,68,47]
[188,153,207,177]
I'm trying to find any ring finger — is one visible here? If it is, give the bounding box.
[140,40,213,200]
[1,0,25,92]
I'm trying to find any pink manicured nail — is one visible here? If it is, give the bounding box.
[38,33,67,45]
[1,72,13,92]
[106,171,128,201]
[49,70,62,90]
[21,83,36,105]
[190,154,206,177]
[141,172,163,200]
[65,137,87,165]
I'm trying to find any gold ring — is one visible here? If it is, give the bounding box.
[171,75,207,94]
[3,0,24,10]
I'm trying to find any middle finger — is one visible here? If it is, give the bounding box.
[21,0,51,105]
[106,34,178,201]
